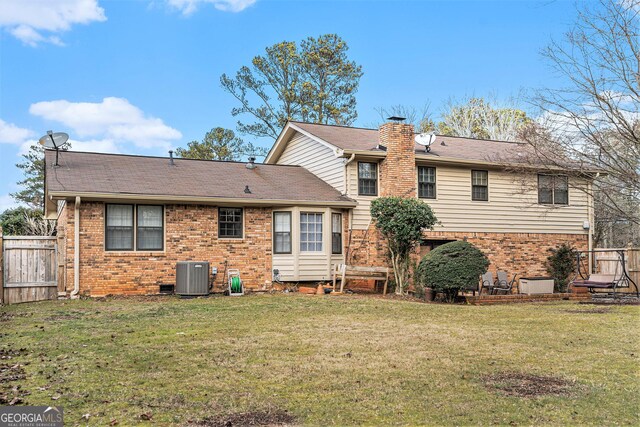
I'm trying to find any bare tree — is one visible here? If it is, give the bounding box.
[521,0,640,245]
[438,94,530,141]
[372,103,435,132]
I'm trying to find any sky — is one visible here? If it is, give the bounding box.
[0,0,582,212]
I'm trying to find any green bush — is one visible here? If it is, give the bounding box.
[417,241,489,302]
[546,243,578,292]
[0,207,38,235]
[370,197,438,295]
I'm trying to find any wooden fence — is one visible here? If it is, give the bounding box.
[1,236,58,304]
[592,247,639,294]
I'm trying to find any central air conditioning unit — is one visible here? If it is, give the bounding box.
[176,261,210,296]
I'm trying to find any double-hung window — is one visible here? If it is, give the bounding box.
[358,162,378,196]
[331,213,342,254]
[538,175,568,205]
[106,204,134,250]
[273,212,292,254]
[218,208,243,238]
[471,170,489,201]
[137,205,164,250]
[418,166,436,199]
[106,204,164,251]
[300,213,323,252]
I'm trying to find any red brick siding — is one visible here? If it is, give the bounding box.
[62,202,272,296]
[379,122,416,198]
[347,222,588,289]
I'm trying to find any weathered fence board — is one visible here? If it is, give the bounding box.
[3,286,58,304]
[593,247,639,294]
[2,236,57,304]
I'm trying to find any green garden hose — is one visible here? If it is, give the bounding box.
[231,276,241,293]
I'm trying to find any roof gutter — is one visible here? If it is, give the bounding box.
[47,191,358,208]
[338,149,605,175]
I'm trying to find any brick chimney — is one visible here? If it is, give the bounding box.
[378,121,416,197]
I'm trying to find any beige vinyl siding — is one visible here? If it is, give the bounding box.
[423,165,589,233]
[346,161,590,234]
[271,207,344,281]
[277,133,344,191]
[272,254,295,280]
[345,161,377,230]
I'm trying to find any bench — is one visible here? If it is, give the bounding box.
[332,264,390,295]
[571,274,622,292]
[569,249,639,297]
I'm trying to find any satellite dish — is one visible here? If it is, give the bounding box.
[39,130,69,166]
[415,132,437,152]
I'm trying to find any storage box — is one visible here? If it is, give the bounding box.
[519,277,555,294]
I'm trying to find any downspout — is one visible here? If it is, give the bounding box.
[343,153,356,194]
[587,180,594,273]
[71,196,81,298]
[344,153,356,262]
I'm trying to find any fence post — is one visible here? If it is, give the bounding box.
[627,244,639,294]
[0,226,3,304]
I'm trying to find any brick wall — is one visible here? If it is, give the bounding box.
[61,202,272,296]
[346,222,588,289]
[378,122,416,198]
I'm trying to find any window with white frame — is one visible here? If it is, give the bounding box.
[300,212,323,252]
[273,212,292,254]
[538,174,569,205]
[358,162,378,196]
[332,213,342,254]
[471,170,489,201]
[418,166,436,199]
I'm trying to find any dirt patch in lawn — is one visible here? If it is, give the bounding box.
[188,409,296,427]
[0,363,26,383]
[93,295,178,303]
[482,372,576,398]
[0,312,33,322]
[0,348,28,360]
[565,307,613,314]
[43,309,92,321]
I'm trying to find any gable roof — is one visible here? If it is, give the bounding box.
[44,151,356,212]
[288,121,531,164]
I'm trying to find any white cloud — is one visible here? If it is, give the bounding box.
[167,0,255,15]
[0,119,36,145]
[0,194,18,212]
[0,0,106,46]
[67,138,119,153]
[29,97,182,151]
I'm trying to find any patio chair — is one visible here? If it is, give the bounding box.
[494,271,517,295]
[480,272,495,295]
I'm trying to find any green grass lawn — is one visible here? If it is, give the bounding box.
[1,294,639,426]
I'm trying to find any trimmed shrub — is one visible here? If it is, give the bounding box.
[370,197,438,295]
[546,243,578,292]
[417,241,489,302]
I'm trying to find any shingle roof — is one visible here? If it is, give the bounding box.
[290,121,531,163]
[45,151,355,205]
